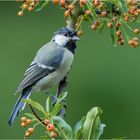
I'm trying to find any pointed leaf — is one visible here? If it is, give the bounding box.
[82,107,105,140]
[53,116,73,139]
[111,0,122,7]
[51,92,67,116]
[98,21,107,34]
[110,24,117,47]
[23,99,46,116]
[51,102,63,116]
[34,0,50,12]
[25,113,36,119]
[120,0,128,13]
[57,92,67,102]
[24,113,38,121]
[46,96,50,113]
[74,116,86,139]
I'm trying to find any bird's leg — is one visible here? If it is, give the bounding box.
[53,75,68,116]
[44,90,56,101]
[54,76,68,104]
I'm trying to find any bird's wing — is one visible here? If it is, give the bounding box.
[16,42,64,92]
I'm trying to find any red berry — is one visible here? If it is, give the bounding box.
[52,0,60,4]
[60,0,66,7]
[64,10,70,17]
[44,119,50,125]
[107,22,113,28]
[28,6,33,11]
[134,28,139,34]
[46,124,55,131]
[21,117,27,122]
[128,40,134,45]
[21,122,27,127]
[133,37,138,41]
[133,41,139,47]
[22,3,28,10]
[26,119,32,124]
[80,0,86,6]
[25,0,30,4]
[116,31,122,36]
[18,11,23,16]
[51,132,58,138]
[101,11,107,17]
[77,30,83,36]
[25,132,30,137]
[28,128,34,133]
[85,10,91,16]
[91,24,96,30]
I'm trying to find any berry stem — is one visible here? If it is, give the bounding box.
[76,15,84,31]
[29,104,46,127]
[121,21,134,32]
[121,26,129,43]
[67,0,83,29]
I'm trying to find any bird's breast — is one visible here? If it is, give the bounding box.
[33,48,74,92]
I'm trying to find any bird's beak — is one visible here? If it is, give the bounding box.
[72,36,80,41]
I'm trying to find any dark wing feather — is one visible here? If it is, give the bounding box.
[16,63,54,92]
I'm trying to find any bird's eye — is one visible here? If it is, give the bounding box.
[64,33,68,36]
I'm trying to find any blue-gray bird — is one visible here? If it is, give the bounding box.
[8,27,79,126]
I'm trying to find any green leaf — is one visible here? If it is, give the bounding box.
[82,107,105,140]
[110,24,117,47]
[120,0,128,13]
[25,113,36,119]
[111,0,122,7]
[51,92,67,116]
[34,0,50,12]
[23,99,46,116]
[51,102,63,116]
[74,116,86,139]
[57,92,67,102]
[98,21,107,34]
[53,116,73,139]
[46,96,50,113]
[86,1,95,21]
[24,113,38,121]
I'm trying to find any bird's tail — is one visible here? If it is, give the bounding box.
[8,87,31,126]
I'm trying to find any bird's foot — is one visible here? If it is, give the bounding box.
[52,96,66,107]
[52,96,67,117]
[44,91,67,116]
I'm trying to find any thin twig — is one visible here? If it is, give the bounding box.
[29,104,46,126]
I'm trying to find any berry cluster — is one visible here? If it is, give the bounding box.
[16,0,140,47]
[17,0,39,16]
[20,116,58,139]
[21,117,32,127]
[20,117,34,138]
[52,0,140,47]
[44,119,58,138]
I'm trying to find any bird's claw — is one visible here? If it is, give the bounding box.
[44,91,67,116]
[52,96,67,117]
[52,96,67,108]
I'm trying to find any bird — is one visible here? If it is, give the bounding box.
[8,27,79,126]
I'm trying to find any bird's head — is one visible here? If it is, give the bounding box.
[52,27,79,46]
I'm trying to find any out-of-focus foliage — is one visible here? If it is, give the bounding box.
[17,0,140,47]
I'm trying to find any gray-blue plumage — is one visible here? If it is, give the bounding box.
[8,27,79,126]
[16,42,64,93]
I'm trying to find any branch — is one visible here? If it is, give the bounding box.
[67,1,83,29]
[29,104,46,126]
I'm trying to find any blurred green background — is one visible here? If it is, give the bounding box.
[1,1,140,139]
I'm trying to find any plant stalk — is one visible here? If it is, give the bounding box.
[67,1,83,29]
